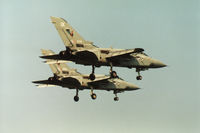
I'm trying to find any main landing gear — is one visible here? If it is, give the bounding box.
[136,68,142,80]
[89,65,96,80]
[113,91,119,101]
[109,63,118,78]
[73,89,121,102]
[74,88,97,102]
[89,63,119,80]
[90,88,97,100]
[74,89,79,102]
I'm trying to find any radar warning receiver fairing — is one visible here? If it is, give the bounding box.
[33,49,140,102]
[41,17,166,80]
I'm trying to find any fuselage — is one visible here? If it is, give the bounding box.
[53,74,139,91]
[68,47,166,69]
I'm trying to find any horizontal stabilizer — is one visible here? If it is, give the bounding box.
[36,84,56,88]
[32,80,52,84]
[40,54,62,60]
[43,60,70,64]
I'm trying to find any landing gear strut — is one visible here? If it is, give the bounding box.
[90,88,97,100]
[74,89,79,102]
[136,69,142,80]
[89,65,95,80]
[109,63,118,78]
[113,91,119,101]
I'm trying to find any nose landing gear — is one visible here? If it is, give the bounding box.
[136,69,143,80]
[113,91,119,101]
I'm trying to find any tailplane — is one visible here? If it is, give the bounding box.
[41,49,81,76]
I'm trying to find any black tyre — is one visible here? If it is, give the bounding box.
[89,74,95,80]
[136,76,142,80]
[114,97,119,101]
[91,93,97,100]
[74,96,79,102]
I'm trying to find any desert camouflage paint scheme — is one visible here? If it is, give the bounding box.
[33,50,140,102]
[41,17,166,80]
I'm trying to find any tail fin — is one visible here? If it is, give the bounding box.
[41,49,81,76]
[50,16,96,50]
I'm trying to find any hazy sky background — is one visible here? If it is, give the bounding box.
[1,0,199,133]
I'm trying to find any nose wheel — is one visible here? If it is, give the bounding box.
[89,65,96,80]
[136,69,143,80]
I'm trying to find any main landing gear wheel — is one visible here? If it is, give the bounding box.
[91,93,97,100]
[74,96,79,102]
[113,92,119,101]
[89,65,96,80]
[74,89,79,102]
[90,88,97,100]
[114,97,119,101]
[136,75,142,80]
[89,73,95,80]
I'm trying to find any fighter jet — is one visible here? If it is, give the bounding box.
[41,16,166,81]
[33,49,140,102]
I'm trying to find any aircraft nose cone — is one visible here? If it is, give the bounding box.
[150,59,167,68]
[126,83,140,90]
[155,60,167,68]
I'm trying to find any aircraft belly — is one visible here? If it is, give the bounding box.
[91,80,128,91]
[91,82,116,90]
[111,58,137,68]
[114,57,150,68]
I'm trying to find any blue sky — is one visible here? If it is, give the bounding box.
[1,0,199,133]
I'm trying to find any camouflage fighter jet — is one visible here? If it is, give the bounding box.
[41,17,166,81]
[33,49,140,102]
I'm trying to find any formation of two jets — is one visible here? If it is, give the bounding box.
[33,17,166,102]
